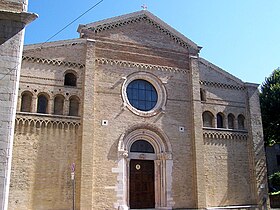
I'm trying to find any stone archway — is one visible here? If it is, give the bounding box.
[116,124,173,210]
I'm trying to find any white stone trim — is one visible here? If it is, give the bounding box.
[115,125,173,210]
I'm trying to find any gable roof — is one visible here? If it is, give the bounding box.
[77,10,200,52]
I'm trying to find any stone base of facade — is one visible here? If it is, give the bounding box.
[206,205,259,210]
[122,206,259,210]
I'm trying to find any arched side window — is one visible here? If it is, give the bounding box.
[202,111,214,127]
[64,72,77,86]
[217,113,224,128]
[238,114,245,130]
[130,140,155,153]
[69,96,79,116]
[54,95,64,115]
[37,94,48,114]
[228,113,235,129]
[21,91,32,112]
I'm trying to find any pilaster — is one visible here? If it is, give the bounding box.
[80,39,96,209]
[190,55,206,208]
[245,83,269,209]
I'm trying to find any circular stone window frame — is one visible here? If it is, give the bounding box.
[122,71,167,117]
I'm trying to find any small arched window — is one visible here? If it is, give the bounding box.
[217,113,224,128]
[130,140,155,153]
[202,111,214,127]
[37,94,48,114]
[228,114,235,129]
[238,114,245,130]
[21,92,32,112]
[54,95,64,115]
[69,96,79,116]
[64,72,77,86]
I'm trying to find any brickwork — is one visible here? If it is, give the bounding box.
[245,83,269,208]
[9,115,81,210]
[7,10,268,210]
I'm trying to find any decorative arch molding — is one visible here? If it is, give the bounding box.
[15,115,80,130]
[118,123,172,157]
[203,129,248,140]
[116,124,174,210]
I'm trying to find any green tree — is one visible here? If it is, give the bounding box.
[269,171,280,191]
[260,68,280,146]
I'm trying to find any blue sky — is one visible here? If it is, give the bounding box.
[25,0,280,84]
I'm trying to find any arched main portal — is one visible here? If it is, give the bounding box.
[117,125,173,210]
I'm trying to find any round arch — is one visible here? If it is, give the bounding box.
[37,92,50,114]
[117,124,173,210]
[20,91,33,112]
[118,123,172,156]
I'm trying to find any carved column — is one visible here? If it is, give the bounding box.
[48,96,54,114]
[31,95,37,113]
[224,116,228,129]
[165,153,174,209]
[64,99,69,116]
[234,117,238,130]
[154,159,161,208]
[117,150,129,210]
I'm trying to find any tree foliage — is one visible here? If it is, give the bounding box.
[260,68,280,145]
[269,171,280,191]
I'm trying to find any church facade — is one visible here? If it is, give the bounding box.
[8,11,268,210]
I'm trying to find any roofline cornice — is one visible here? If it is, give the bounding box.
[24,38,88,50]
[78,10,200,52]
[199,57,245,85]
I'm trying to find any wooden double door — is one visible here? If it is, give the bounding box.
[129,159,155,209]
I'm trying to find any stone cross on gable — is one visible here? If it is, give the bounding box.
[141,4,147,10]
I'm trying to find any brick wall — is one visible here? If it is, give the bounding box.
[7,11,268,210]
